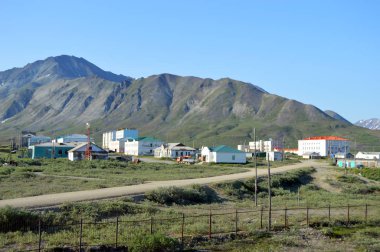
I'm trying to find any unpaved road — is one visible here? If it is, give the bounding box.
[0,160,319,209]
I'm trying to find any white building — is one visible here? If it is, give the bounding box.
[248,140,274,152]
[68,143,108,161]
[54,134,93,144]
[201,145,246,164]
[355,152,380,160]
[125,137,164,156]
[154,143,196,158]
[102,128,139,152]
[266,151,283,161]
[298,136,350,157]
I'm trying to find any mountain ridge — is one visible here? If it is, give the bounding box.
[1,56,380,150]
[355,118,380,130]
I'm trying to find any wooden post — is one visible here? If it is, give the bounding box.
[254,128,258,206]
[181,213,185,249]
[260,206,263,229]
[284,207,288,228]
[328,204,331,225]
[79,219,83,252]
[150,216,153,235]
[297,187,300,207]
[267,159,272,231]
[115,217,119,248]
[306,206,309,227]
[38,219,42,252]
[347,204,350,226]
[235,209,238,236]
[208,209,212,239]
[365,204,368,223]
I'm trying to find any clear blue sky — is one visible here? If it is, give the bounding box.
[1,0,379,122]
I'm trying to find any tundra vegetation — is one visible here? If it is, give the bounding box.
[0,158,379,251]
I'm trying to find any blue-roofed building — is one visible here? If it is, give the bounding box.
[54,134,93,144]
[201,145,246,164]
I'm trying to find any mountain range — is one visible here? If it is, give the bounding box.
[355,119,380,130]
[1,55,380,149]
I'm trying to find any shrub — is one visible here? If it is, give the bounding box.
[146,185,219,205]
[129,233,179,252]
[0,206,40,232]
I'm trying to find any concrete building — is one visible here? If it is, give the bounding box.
[355,152,380,160]
[54,134,93,144]
[302,152,321,159]
[28,135,51,147]
[28,142,81,159]
[248,140,275,152]
[201,145,246,164]
[266,151,283,161]
[68,143,108,161]
[154,143,196,158]
[125,137,163,156]
[298,136,350,157]
[103,128,138,152]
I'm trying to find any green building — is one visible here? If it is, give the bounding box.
[28,142,81,159]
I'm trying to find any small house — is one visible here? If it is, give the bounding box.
[302,152,321,159]
[355,152,380,160]
[201,145,246,164]
[266,151,283,161]
[154,143,196,159]
[68,143,108,161]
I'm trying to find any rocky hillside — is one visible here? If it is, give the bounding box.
[1,56,379,149]
[355,119,380,130]
[324,110,351,125]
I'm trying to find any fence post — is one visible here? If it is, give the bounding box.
[208,209,212,239]
[38,219,42,252]
[347,204,350,226]
[365,204,368,224]
[260,206,263,229]
[181,213,185,250]
[79,219,83,252]
[235,209,238,236]
[115,217,119,248]
[284,207,288,228]
[328,204,331,226]
[150,216,153,235]
[306,206,309,227]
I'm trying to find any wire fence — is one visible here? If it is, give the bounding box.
[1,203,379,251]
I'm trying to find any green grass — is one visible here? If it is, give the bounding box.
[349,168,380,181]
[0,157,247,200]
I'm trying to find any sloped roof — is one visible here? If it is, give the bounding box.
[31,142,83,148]
[209,145,243,153]
[68,143,107,153]
[303,136,348,141]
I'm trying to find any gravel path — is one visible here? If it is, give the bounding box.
[0,160,318,209]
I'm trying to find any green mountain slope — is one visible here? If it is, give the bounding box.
[1,57,379,151]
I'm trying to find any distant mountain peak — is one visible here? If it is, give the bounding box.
[355,118,380,130]
[324,110,351,125]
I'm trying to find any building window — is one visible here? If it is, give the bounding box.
[58,150,63,155]
[232,155,235,161]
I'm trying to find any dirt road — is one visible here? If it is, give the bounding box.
[0,160,319,209]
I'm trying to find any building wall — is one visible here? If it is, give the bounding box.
[298,139,350,157]
[355,152,380,160]
[248,140,273,152]
[125,140,163,156]
[214,152,246,163]
[30,146,72,159]
[266,151,283,161]
[103,129,138,150]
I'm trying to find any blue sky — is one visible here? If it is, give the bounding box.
[1,0,379,122]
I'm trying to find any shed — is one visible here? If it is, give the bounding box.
[201,145,246,164]
[68,143,108,161]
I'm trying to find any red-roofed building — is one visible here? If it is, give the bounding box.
[298,136,350,158]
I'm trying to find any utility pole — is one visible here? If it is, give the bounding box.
[85,123,92,160]
[282,137,285,162]
[254,128,258,207]
[267,156,272,230]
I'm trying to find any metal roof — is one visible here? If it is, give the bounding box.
[303,136,348,141]
[209,145,243,153]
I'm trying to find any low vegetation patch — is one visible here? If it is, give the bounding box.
[350,168,380,182]
[146,185,220,205]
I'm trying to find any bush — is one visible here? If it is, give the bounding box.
[146,185,220,205]
[0,206,40,232]
[129,233,179,252]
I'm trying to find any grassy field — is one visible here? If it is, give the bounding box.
[0,165,379,251]
[0,156,250,200]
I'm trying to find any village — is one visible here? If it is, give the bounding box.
[5,124,379,169]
